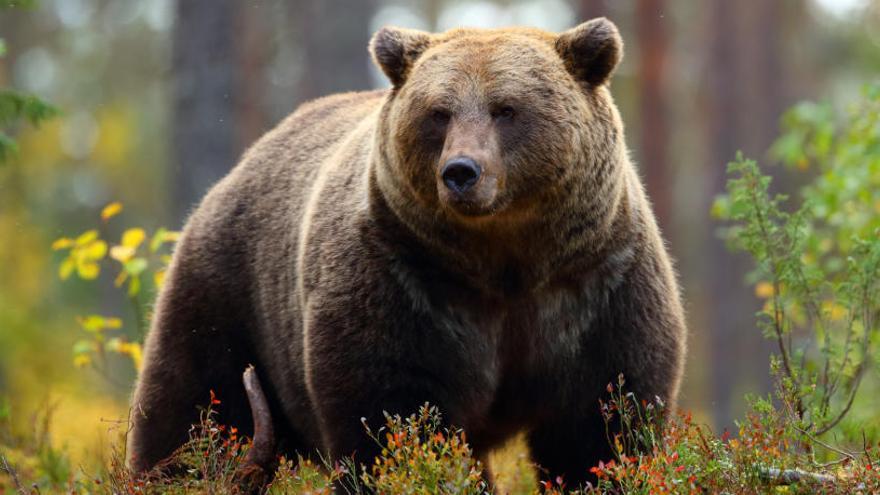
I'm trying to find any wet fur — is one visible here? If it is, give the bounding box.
[128,19,686,486]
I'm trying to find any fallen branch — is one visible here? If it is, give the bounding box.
[760,467,836,486]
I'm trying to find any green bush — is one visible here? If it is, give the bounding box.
[713,84,880,441]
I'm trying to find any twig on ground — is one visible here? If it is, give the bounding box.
[0,455,27,495]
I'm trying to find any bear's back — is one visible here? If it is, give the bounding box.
[188,89,387,252]
[231,89,386,206]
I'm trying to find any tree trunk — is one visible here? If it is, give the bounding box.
[295,0,378,101]
[635,0,671,229]
[704,0,790,430]
[705,0,746,430]
[578,0,608,19]
[171,0,237,218]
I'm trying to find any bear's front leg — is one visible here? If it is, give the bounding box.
[528,410,613,488]
[301,292,493,468]
[528,250,686,489]
[302,315,456,466]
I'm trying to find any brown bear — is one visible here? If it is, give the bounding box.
[128,18,686,487]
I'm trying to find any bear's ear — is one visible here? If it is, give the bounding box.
[369,26,433,88]
[555,18,623,87]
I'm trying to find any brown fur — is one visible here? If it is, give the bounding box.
[128,18,686,487]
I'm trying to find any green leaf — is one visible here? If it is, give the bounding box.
[0,90,59,127]
[72,340,94,356]
[125,257,148,276]
[0,0,35,9]
[0,131,18,162]
[149,228,167,253]
[127,276,141,297]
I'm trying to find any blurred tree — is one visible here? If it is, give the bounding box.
[235,4,271,152]
[172,0,237,217]
[635,0,670,228]
[704,0,756,431]
[293,0,378,101]
[424,0,444,29]
[703,0,799,430]
[172,1,273,219]
[577,0,608,19]
[172,0,377,218]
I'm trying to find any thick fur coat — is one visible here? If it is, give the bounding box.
[128,19,686,486]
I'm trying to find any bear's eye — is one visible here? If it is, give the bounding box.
[430,109,451,124]
[493,106,516,120]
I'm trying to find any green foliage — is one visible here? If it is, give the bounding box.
[590,385,880,494]
[360,404,487,494]
[588,84,880,493]
[0,402,74,492]
[0,1,35,8]
[713,83,880,440]
[0,1,58,163]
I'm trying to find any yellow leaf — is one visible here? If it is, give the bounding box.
[755,282,775,299]
[52,238,74,250]
[77,315,105,331]
[77,315,122,331]
[77,261,100,280]
[128,343,143,371]
[121,228,146,249]
[114,269,128,287]
[107,340,143,371]
[153,269,166,288]
[73,354,91,368]
[75,230,99,246]
[110,245,135,263]
[101,202,123,221]
[162,231,181,243]
[84,240,108,260]
[59,258,75,280]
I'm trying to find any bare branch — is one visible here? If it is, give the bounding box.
[796,426,858,460]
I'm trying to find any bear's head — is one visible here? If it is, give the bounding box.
[370,19,625,230]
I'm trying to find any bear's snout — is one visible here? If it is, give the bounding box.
[441,157,482,194]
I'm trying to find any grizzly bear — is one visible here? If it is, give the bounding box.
[128,18,686,487]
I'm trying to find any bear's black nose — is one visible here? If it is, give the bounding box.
[441,157,482,194]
